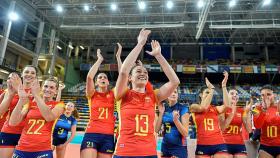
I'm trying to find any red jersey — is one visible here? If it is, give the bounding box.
[86,90,115,135]
[16,101,65,152]
[223,107,244,144]
[1,91,33,134]
[0,90,7,130]
[192,106,225,145]
[115,89,158,156]
[253,105,280,146]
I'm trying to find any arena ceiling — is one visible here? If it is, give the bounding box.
[11,0,280,46]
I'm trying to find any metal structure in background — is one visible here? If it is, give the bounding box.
[4,0,280,47]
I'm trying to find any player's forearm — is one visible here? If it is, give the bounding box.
[174,119,188,137]
[120,43,143,75]
[0,92,14,116]
[155,114,163,133]
[117,57,122,72]
[155,54,180,86]
[87,59,102,80]
[34,95,56,122]
[222,87,230,108]
[200,89,214,111]
[9,99,27,126]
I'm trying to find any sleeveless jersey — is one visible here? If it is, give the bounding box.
[253,105,280,146]
[86,90,115,135]
[192,106,225,145]
[115,89,158,156]
[223,107,245,144]
[16,101,65,152]
[162,102,189,146]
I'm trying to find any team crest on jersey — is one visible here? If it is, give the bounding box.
[276,112,279,116]
[237,113,242,117]
[106,94,111,98]
[119,144,125,148]
[145,96,151,103]
[68,120,71,124]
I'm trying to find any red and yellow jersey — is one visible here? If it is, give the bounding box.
[223,107,244,144]
[192,106,225,145]
[0,112,8,130]
[115,89,158,156]
[0,90,7,130]
[16,101,65,152]
[1,90,32,134]
[253,105,280,146]
[86,90,115,135]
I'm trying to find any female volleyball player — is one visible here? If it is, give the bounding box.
[53,102,79,158]
[190,71,230,158]
[9,77,65,158]
[155,88,189,158]
[252,85,280,158]
[80,49,116,158]
[0,65,37,158]
[219,88,253,158]
[114,29,180,157]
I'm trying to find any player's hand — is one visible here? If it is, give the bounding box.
[205,77,214,89]
[137,28,151,46]
[221,71,228,88]
[172,110,180,121]
[245,98,253,112]
[116,43,122,59]
[145,40,162,57]
[30,79,41,97]
[97,49,103,62]
[18,81,29,100]
[58,82,65,91]
[158,103,165,115]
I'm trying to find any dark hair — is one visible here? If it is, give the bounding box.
[199,86,208,94]
[23,65,38,76]
[94,72,109,82]
[43,77,59,90]
[72,107,80,119]
[260,85,274,92]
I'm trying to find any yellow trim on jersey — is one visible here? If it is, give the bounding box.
[191,113,198,133]
[153,89,159,104]
[114,99,122,155]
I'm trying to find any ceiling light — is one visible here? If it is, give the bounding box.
[229,0,236,8]
[262,0,271,6]
[166,1,173,9]
[84,5,89,11]
[8,12,18,21]
[56,5,63,12]
[197,0,204,8]
[111,3,117,11]
[138,1,146,10]
[57,45,62,50]
[80,46,85,50]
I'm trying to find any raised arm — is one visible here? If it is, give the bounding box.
[242,99,253,133]
[217,71,229,114]
[0,73,19,116]
[56,83,65,102]
[31,80,64,122]
[9,82,29,126]
[116,43,123,72]
[86,49,103,98]
[155,103,165,133]
[219,103,236,131]
[115,28,151,100]
[173,110,189,137]
[145,40,180,102]
[190,78,214,113]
